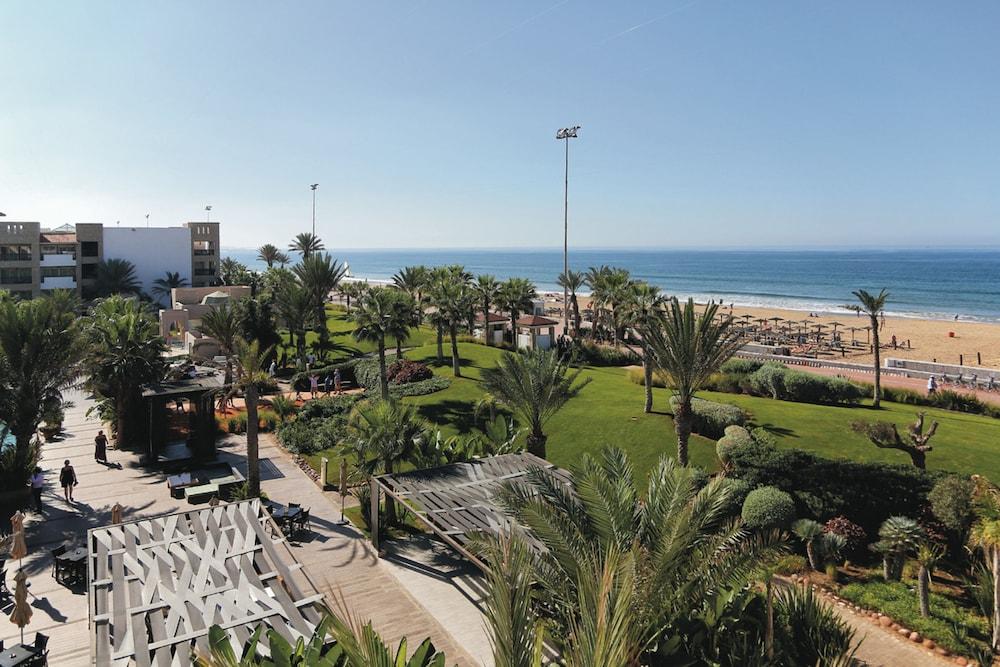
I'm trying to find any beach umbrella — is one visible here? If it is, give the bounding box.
[848,326,858,344]
[111,503,123,524]
[8,568,32,644]
[9,511,27,565]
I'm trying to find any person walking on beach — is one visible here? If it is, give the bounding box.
[928,375,938,395]
[60,459,78,503]
[891,334,897,350]
[94,430,108,464]
[334,368,342,395]
[30,466,44,510]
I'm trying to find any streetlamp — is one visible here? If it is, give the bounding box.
[205,205,212,223]
[145,213,150,228]
[310,184,319,236]
[556,125,580,337]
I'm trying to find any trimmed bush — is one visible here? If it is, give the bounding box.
[720,477,753,516]
[572,340,641,367]
[742,486,796,529]
[669,395,749,439]
[720,358,767,376]
[389,376,451,398]
[928,476,975,534]
[773,554,808,575]
[386,359,433,384]
[879,386,1000,419]
[297,395,359,421]
[748,362,788,399]
[716,425,754,467]
[747,363,863,405]
[276,417,346,455]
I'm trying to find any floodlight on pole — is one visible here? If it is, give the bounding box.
[205,205,212,223]
[310,184,319,236]
[145,213,150,228]
[556,125,580,337]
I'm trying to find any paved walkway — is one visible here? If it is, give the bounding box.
[0,391,478,665]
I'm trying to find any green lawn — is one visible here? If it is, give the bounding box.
[279,306,438,364]
[303,340,1000,484]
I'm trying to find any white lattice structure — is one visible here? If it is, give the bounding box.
[87,499,324,666]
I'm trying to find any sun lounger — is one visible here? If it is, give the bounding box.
[185,483,220,504]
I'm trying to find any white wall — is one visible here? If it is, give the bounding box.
[103,227,192,302]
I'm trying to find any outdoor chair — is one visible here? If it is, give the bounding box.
[51,545,67,582]
[294,508,311,535]
[0,569,7,598]
[0,639,4,652]
[34,632,49,659]
[288,502,301,510]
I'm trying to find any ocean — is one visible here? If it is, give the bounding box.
[221,248,1000,323]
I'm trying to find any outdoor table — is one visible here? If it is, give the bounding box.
[167,472,194,498]
[58,546,88,583]
[0,644,39,667]
[270,506,302,523]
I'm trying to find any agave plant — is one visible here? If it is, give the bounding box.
[872,516,924,581]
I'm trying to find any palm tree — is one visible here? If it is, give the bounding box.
[94,258,141,297]
[792,519,825,571]
[293,252,346,360]
[474,275,501,346]
[275,282,315,363]
[151,271,188,304]
[623,281,665,413]
[339,281,367,313]
[915,541,944,618]
[970,476,1000,651]
[351,287,407,400]
[433,280,475,377]
[638,298,742,466]
[289,232,324,258]
[392,265,429,303]
[387,290,417,359]
[848,288,889,408]
[0,292,82,476]
[234,338,272,497]
[256,243,290,268]
[83,296,167,448]
[233,296,282,357]
[219,257,251,286]
[557,270,585,336]
[199,304,241,386]
[487,447,787,662]
[586,265,633,347]
[497,277,537,346]
[340,399,430,524]
[481,348,589,457]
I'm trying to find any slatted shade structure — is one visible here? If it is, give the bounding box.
[87,499,324,666]
[372,453,573,571]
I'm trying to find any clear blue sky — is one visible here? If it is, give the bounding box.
[2,1,999,249]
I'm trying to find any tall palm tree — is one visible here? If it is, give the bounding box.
[638,298,742,466]
[970,476,1000,651]
[481,348,589,457]
[339,399,430,525]
[256,243,290,268]
[94,258,141,297]
[474,275,501,346]
[351,287,408,400]
[234,338,272,497]
[339,280,367,313]
[497,277,537,346]
[848,288,889,408]
[83,296,167,448]
[289,232,324,258]
[219,257,251,286]
[586,265,633,347]
[487,447,787,663]
[293,252,346,359]
[432,280,475,377]
[151,271,188,304]
[233,296,282,357]
[623,281,665,413]
[199,303,241,384]
[275,282,315,363]
[915,541,944,618]
[0,292,82,475]
[557,270,585,336]
[387,290,417,359]
[392,265,429,303]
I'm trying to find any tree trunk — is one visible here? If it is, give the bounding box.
[765,577,774,661]
[510,311,518,347]
[643,347,654,414]
[346,294,351,313]
[911,449,927,469]
[882,556,892,580]
[872,315,882,408]
[246,383,261,497]
[918,564,931,617]
[673,397,692,467]
[482,298,491,346]
[378,339,389,401]
[806,541,819,571]
[572,294,581,336]
[450,322,461,377]
[435,322,444,364]
[527,428,547,458]
[395,338,403,359]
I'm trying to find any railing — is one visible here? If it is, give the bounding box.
[194,269,216,276]
[735,350,912,377]
[192,249,216,256]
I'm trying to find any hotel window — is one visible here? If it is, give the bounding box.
[41,266,76,278]
[0,268,33,284]
[0,245,32,261]
[81,263,97,279]
[81,241,99,257]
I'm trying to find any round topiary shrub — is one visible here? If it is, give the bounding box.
[741,486,796,529]
[719,477,753,516]
[716,425,754,467]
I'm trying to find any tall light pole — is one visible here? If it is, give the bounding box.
[556,125,580,337]
[205,205,212,222]
[145,213,150,228]
[310,184,319,236]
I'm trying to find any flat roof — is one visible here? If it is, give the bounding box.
[87,499,324,666]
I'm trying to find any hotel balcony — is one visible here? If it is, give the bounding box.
[41,275,77,290]
[40,253,77,267]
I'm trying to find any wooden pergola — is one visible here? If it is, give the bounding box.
[371,453,573,572]
[87,499,324,666]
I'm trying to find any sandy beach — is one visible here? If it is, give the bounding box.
[543,293,1000,369]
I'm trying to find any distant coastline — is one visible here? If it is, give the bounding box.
[222,247,1000,323]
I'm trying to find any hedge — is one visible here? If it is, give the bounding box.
[669,396,749,439]
[276,416,347,455]
[741,486,796,529]
[389,376,451,398]
[727,439,943,540]
[747,364,864,405]
[572,340,641,367]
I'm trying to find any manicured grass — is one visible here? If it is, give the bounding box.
[302,340,1000,484]
[278,307,438,364]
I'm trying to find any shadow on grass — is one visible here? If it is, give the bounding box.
[414,399,479,435]
[757,423,798,438]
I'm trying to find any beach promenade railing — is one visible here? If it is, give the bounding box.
[735,350,913,377]
[886,358,1000,382]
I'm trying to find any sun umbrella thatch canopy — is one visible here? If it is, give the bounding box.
[9,511,27,561]
[9,568,32,643]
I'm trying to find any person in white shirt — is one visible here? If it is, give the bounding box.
[927,376,937,395]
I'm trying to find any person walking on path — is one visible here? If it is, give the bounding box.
[334,368,342,395]
[309,373,319,400]
[59,459,78,503]
[94,430,108,464]
[30,467,44,510]
[324,373,332,396]
[927,375,938,395]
